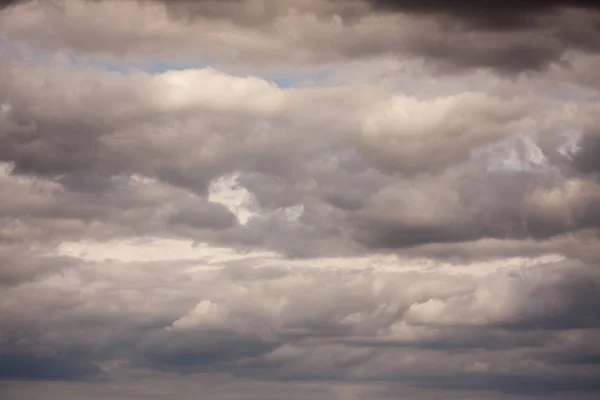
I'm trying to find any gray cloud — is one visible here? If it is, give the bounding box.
[0,352,101,381]
[1,1,600,398]
[366,0,600,27]
[1,0,599,74]
[7,59,591,256]
[573,133,600,175]
[0,0,22,8]
[1,252,598,392]
[412,371,600,395]
[145,0,600,73]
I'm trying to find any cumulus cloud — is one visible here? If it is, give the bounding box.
[1,251,599,391]
[1,0,599,74]
[360,92,533,172]
[1,1,600,399]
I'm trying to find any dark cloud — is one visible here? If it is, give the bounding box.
[367,0,600,29]
[132,0,600,73]
[1,1,600,398]
[2,1,599,74]
[0,352,100,381]
[0,248,76,286]
[486,264,600,330]
[0,0,24,8]
[413,371,600,395]
[349,168,600,251]
[167,199,238,230]
[572,133,600,175]
[546,351,600,366]
[139,0,600,27]
[141,330,279,371]
[2,57,599,255]
[1,251,599,397]
[405,39,564,75]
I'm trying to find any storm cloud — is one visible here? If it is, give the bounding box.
[1,1,599,399]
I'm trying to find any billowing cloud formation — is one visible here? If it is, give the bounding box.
[1,0,599,74]
[1,1,600,399]
[1,248,600,396]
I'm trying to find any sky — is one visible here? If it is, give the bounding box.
[0,1,600,399]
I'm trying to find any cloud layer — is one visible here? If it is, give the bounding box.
[1,1,599,399]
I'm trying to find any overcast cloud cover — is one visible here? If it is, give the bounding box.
[1,1,600,399]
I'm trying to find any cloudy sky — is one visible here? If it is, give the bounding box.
[1,0,600,399]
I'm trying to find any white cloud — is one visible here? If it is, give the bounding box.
[360,92,533,172]
[147,68,287,115]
